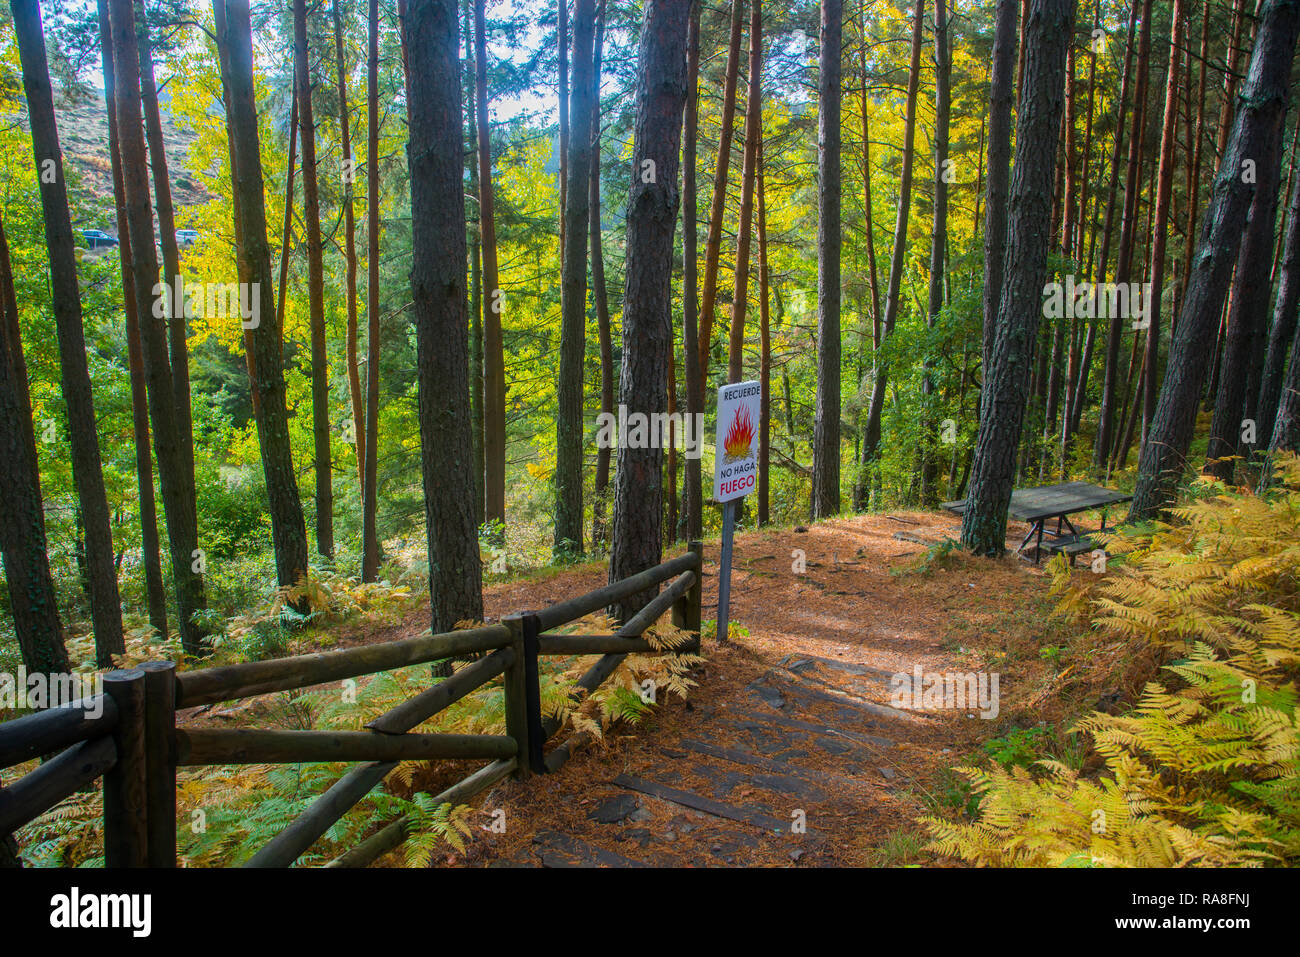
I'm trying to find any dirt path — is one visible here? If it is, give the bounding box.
[435,511,1052,868]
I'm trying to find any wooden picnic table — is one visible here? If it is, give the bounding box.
[941,481,1131,561]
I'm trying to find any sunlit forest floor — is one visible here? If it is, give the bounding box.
[336,511,1097,867]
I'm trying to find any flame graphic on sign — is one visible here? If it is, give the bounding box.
[722,404,756,463]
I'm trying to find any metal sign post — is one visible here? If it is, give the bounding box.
[712,380,761,643]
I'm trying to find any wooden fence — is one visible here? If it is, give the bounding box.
[0,543,702,868]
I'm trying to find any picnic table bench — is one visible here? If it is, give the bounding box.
[941,481,1131,563]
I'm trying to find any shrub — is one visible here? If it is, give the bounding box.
[923,455,1300,867]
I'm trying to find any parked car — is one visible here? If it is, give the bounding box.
[175,229,200,247]
[81,229,118,250]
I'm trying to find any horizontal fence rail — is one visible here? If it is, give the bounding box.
[0,543,703,869]
[175,624,512,708]
[0,697,117,771]
[175,729,519,765]
[0,736,116,835]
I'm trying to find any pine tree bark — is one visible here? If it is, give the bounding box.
[920,0,949,506]
[1267,308,1300,458]
[1140,0,1186,444]
[1083,0,1136,465]
[334,0,365,493]
[591,3,615,550]
[726,0,762,383]
[559,0,570,249]
[851,10,881,511]
[0,211,70,674]
[1180,0,1212,298]
[406,0,486,632]
[609,0,690,623]
[1258,156,1300,447]
[1094,0,1152,469]
[475,0,506,530]
[362,0,383,580]
[679,0,703,541]
[13,0,126,665]
[216,0,311,601]
[293,0,334,560]
[98,0,167,640]
[464,0,485,530]
[861,0,924,500]
[135,1,195,520]
[811,0,842,518]
[961,0,1075,556]
[696,0,745,390]
[1130,0,1300,520]
[274,79,297,362]
[1205,146,1287,481]
[981,7,1017,302]
[757,142,772,526]
[554,0,596,558]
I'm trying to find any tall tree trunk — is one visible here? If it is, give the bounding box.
[1095,0,1152,469]
[406,0,486,632]
[335,0,365,492]
[852,6,882,512]
[757,142,772,526]
[1130,0,1300,520]
[727,0,762,383]
[861,0,924,501]
[696,0,745,390]
[608,0,690,623]
[98,0,167,640]
[475,0,506,530]
[961,0,1075,556]
[275,78,297,362]
[215,0,311,603]
[294,0,334,560]
[1215,0,1251,165]
[1140,0,1186,445]
[362,0,383,580]
[466,0,485,529]
[13,0,125,666]
[1041,47,1072,481]
[1266,299,1300,461]
[135,0,195,525]
[1180,0,1212,298]
[920,0,949,506]
[559,0,569,250]
[554,0,596,558]
[811,0,841,518]
[1258,156,1300,447]
[679,0,703,541]
[0,210,70,674]
[1084,0,1136,465]
[1205,142,1288,481]
[1063,3,1100,458]
[592,2,615,550]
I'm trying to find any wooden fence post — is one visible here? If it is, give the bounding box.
[520,613,545,773]
[502,615,532,781]
[673,541,704,642]
[102,668,147,867]
[140,661,177,867]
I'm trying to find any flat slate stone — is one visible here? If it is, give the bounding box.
[588,793,641,824]
[729,708,896,750]
[619,827,653,849]
[708,829,761,860]
[771,673,923,724]
[613,774,791,833]
[533,830,649,868]
[679,737,863,794]
[749,679,786,710]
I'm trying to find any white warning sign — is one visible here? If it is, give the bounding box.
[713,380,761,503]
